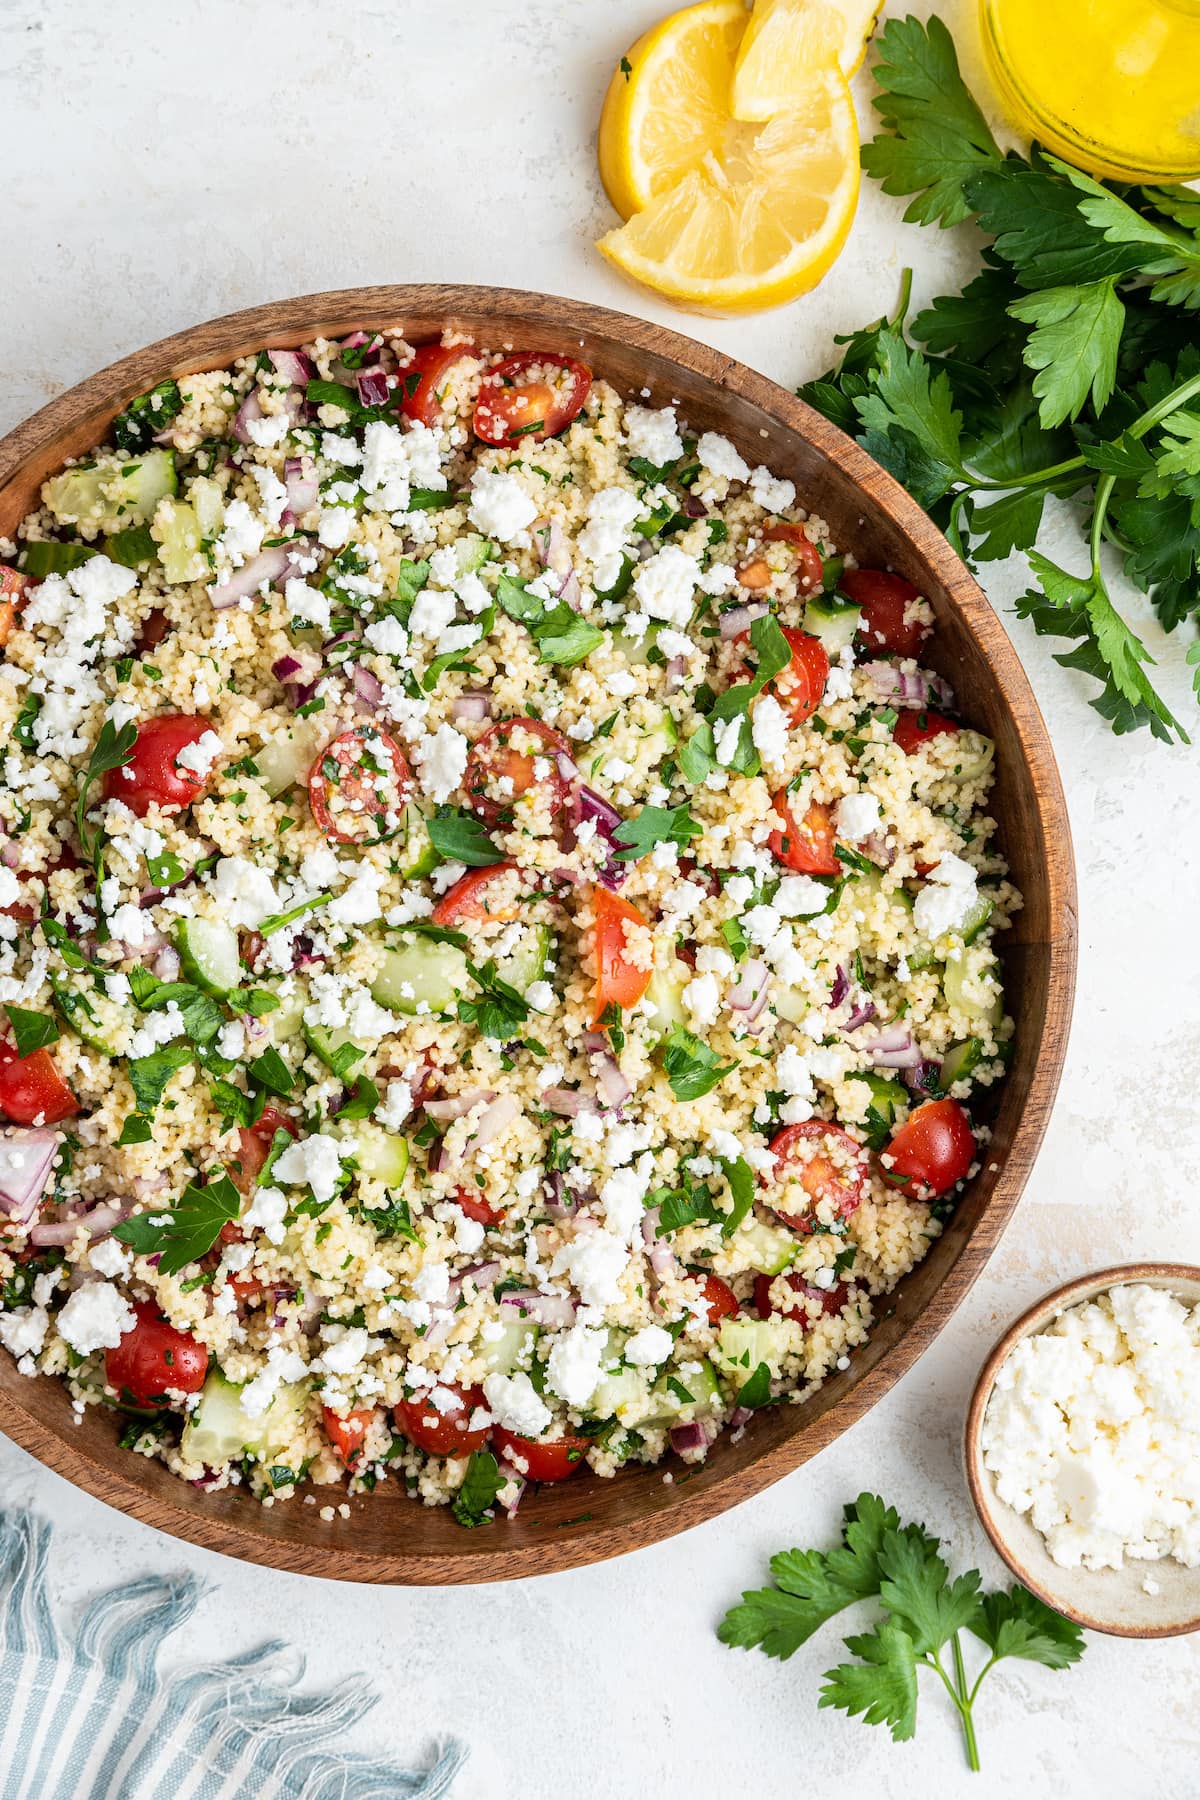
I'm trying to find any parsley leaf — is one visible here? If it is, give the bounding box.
[127,1043,192,1115]
[127,969,224,1045]
[247,1046,295,1096]
[1008,280,1125,427]
[113,1169,241,1274]
[718,1154,756,1239]
[459,960,530,1042]
[613,802,700,862]
[3,1005,59,1056]
[820,1623,920,1742]
[76,720,137,868]
[451,1449,504,1528]
[496,573,604,667]
[112,379,183,453]
[967,1586,1086,1670]
[735,1361,772,1409]
[426,807,501,867]
[659,1023,736,1102]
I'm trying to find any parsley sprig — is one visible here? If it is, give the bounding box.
[113,1170,242,1275]
[803,14,1200,743]
[719,1492,1085,1770]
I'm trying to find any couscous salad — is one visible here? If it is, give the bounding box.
[0,332,1017,1523]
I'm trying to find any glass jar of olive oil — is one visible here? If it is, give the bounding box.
[980,0,1200,182]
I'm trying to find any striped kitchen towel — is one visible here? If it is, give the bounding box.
[0,1509,466,1800]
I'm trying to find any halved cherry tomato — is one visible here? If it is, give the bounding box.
[463,718,570,825]
[394,1382,491,1458]
[0,566,31,649]
[105,1300,208,1408]
[893,709,959,755]
[308,726,413,845]
[883,1098,974,1199]
[398,340,478,427]
[323,1404,375,1466]
[841,569,927,657]
[769,791,839,875]
[453,1185,506,1228]
[590,888,654,1026]
[431,862,521,927]
[0,1045,78,1125]
[762,521,824,594]
[101,714,218,817]
[754,1271,848,1321]
[765,628,829,728]
[233,1105,299,1195]
[766,1121,867,1233]
[692,1272,739,1324]
[474,353,592,446]
[492,1426,590,1483]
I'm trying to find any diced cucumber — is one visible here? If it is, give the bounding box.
[948,730,994,786]
[115,450,177,523]
[255,725,321,798]
[959,893,995,946]
[43,463,108,525]
[370,934,470,1015]
[153,498,205,584]
[736,1216,798,1276]
[590,1358,648,1420]
[804,595,861,657]
[942,954,1003,1027]
[642,950,688,1040]
[644,1360,721,1424]
[180,1369,308,1466]
[304,1022,371,1073]
[340,1122,410,1187]
[495,923,553,997]
[774,984,809,1026]
[473,1317,540,1378]
[713,1316,791,1380]
[860,1072,908,1129]
[50,977,130,1057]
[596,552,635,603]
[190,475,225,541]
[612,625,659,667]
[397,805,440,879]
[262,985,307,1045]
[453,533,492,575]
[939,1037,987,1092]
[21,541,97,578]
[104,524,158,568]
[176,917,241,998]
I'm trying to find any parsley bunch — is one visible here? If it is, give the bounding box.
[803,15,1200,743]
[719,1493,1085,1770]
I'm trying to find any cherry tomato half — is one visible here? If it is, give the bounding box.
[762,522,824,594]
[769,792,839,876]
[233,1105,299,1195]
[765,628,829,728]
[463,718,571,826]
[883,1098,974,1199]
[105,1300,209,1408]
[492,1426,590,1483]
[766,1121,867,1234]
[0,566,31,649]
[474,353,592,446]
[398,341,479,427]
[308,726,413,845]
[0,1045,78,1125]
[893,709,959,755]
[101,714,218,818]
[431,862,521,928]
[841,569,927,657]
[394,1382,491,1458]
[590,887,654,1027]
[323,1404,375,1466]
[692,1272,739,1325]
[453,1185,507,1228]
[754,1271,848,1321]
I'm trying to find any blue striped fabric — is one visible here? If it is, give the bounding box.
[0,1510,466,1800]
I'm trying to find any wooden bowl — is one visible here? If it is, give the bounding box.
[965,1265,1200,1638]
[0,286,1077,1582]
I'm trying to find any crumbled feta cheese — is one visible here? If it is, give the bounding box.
[577,486,642,591]
[632,545,701,627]
[696,432,750,484]
[211,857,279,929]
[241,1345,309,1420]
[0,1306,49,1361]
[363,615,409,658]
[749,467,796,514]
[88,1239,130,1279]
[751,694,789,772]
[623,404,684,465]
[319,1326,374,1376]
[625,1324,673,1367]
[414,722,468,804]
[683,971,721,1028]
[546,1323,606,1408]
[550,1230,629,1307]
[272,1134,346,1206]
[468,469,538,543]
[56,1282,136,1357]
[913,853,979,938]
[483,1370,552,1438]
[244,1184,289,1245]
[835,792,881,842]
[776,1045,816,1102]
[774,874,831,917]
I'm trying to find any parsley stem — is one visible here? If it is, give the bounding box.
[951,1633,981,1774]
[1090,474,1117,581]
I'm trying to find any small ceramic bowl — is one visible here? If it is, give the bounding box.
[965,1264,1200,1638]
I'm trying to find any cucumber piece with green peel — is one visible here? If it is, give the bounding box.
[938,1037,988,1092]
[43,464,108,526]
[959,892,995,946]
[712,1315,792,1380]
[452,533,492,575]
[590,1360,648,1420]
[860,1071,909,1128]
[612,625,658,666]
[113,450,177,523]
[941,954,1003,1027]
[369,934,470,1015]
[397,805,439,879]
[104,524,158,568]
[254,725,321,798]
[473,1317,540,1378]
[736,1216,799,1276]
[641,950,689,1040]
[643,1359,721,1424]
[803,595,861,657]
[175,917,241,998]
[189,475,225,541]
[21,540,97,578]
[340,1122,410,1187]
[180,1369,308,1466]
[495,923,553,997]
[153,499,205,584]
[50,977,130,1057]
[947,730,995,786]
[262,985,307,1045]
[304,1022,371,1074]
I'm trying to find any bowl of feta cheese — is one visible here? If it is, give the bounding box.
[966,1266,1200,1637]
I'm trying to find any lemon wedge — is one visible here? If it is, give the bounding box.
[598,0,750,222]
[597,69,860,314]
[732,0,884,119]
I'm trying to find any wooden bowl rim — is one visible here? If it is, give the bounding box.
[0,284,1077,1582]
[964,1263,1200,1638]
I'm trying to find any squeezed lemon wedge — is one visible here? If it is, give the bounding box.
[732,0,884,118]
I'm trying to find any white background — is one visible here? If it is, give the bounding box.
[2,1,1199,1793]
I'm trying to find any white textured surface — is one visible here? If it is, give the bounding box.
[2,1,1199,1793]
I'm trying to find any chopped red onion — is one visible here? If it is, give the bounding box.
[555,750,580,783]
[589,1047,631,1109]
[719,602,769,640]
[542,1171,578,1218]
[356,369,391,408]
[830,964,850,1009]
[282,456,319,525]
[0,839,23,870]
[842,998,878,1034]
[353,665,384,710]
[495,1457,527,1516]
[424,1090,496,1123]
[728,959,770,1021]
[534,518,572,576]
[451,691,492,724]
[0,1130,58,1226]
[664,654,687,694]
[232,389,264,445]
[728,1406,755,1432]
[860,830,895,869]
[272,649,323,710]
[268,348,316,389]
[669,1420,716,1455]
[862,660,954,710]
[573,784,628,891]
[906,1059,941,1094]
[30,1199,126,1246]
[210,544,293,610]
[862,1024,923,1069]
[151,945,181,982]
[541,1086,601,1119]
[461,1260,502,1290]
[499,1290,577,1329]
[641,1207,678,1282]
[558,571,582,612]
[462,1094,520,1157]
